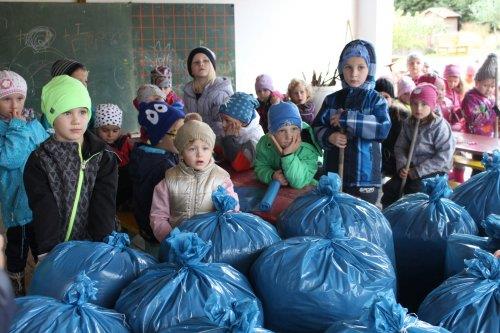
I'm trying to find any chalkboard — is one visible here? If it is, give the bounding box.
[0,3,235,133]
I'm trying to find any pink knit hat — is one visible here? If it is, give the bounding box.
[0,70,27,99]
[443,64,460,78]
[397,76,416,98]
[255,74,274,92]
[417,73,445,88]
[410,83,438,111]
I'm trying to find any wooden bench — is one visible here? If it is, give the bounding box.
[116,211,140,235]
[453,155,485,171]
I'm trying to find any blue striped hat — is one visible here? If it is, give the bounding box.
[338,39,377,90]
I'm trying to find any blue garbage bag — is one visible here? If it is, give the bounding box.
[325,291,450,333]
[451,150,500,233]
[159,293,273,333]
[29,232,157,308]
[115,229,264,333]
[278,173,395,264]
[160,186,281,275]
[383,174,478,312]
[418,249,500,333]
[0,270,15,333]
[250,219,396,333]
[445,214,500,278]
[9,272,130,332]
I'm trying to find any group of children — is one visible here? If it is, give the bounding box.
[0,42,497,298]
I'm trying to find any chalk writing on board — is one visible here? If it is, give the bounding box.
[25,26,55,52]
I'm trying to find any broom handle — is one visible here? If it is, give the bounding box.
[495,54,499,138]
[400,119,420,197]
[338,129,345,192]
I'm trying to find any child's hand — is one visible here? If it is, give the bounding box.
[272,169,289,186]
[328,132,347,149]
[399,168,409,179]
[282,132,301,155]
[270,92,281,105]
[269,134,283,155]
[330,109,345,127]
[12,108,26,121]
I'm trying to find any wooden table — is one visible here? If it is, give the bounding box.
[453,132,500,155]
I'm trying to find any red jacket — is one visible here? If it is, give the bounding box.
[111,135,134,167]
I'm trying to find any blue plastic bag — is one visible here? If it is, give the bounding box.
[29,232,157,308]
[160,186,281,275]
[451,150,500,232]
[278,173,395,264]
[418,249,500,333]
[159,293,273,333]
[115,229,264,333]
[10,272,129,332]
[0,270,15,333]
[445,214,500,278]
[250,220,396,333]
[325,291,450,333]
[383,174,478,312]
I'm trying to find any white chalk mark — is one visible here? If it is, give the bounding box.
[25,26,56,52]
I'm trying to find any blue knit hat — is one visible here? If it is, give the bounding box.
[219,92,259,126]
[338,39,377,90]
[267,102,302,133]
[138,100,185,146]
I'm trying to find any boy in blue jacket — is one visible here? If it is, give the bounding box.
[312,39,391,204]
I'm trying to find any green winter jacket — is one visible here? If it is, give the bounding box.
[254,122,322,189]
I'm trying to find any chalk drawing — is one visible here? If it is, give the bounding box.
[25,26,56,52]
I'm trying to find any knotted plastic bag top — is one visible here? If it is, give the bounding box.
[205,293,260,333]
[163,229,212,266]
[104,231,130,250]
[464,248,499,280]
[64,272,98,306]
[422,174,452,202]
[213,185,238,213]
[482,150,500,171]
[316,172,342,197]
[482,214,500,240]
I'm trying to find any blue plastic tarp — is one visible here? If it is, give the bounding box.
[418,249,500,333]
[29,232,157,308]
[383,175,478,312]
[160,186,281,275]
[278,173,395,264]
[250,220,396,333]
[9,273,129,332]
[451,150,500,233]
[115,230,264,333]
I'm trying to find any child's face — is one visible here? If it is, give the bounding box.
[71,68,89,87]
[407,58,422,78]
[475,78,495,97]
[0,93,26,119]
[96,125,121,144]
[399,92,411,104]
[144,95,164,103]
[159,118,184,153]
[380,92,393,107]
[221,114,243,132]
[191,53,213,79]
[290,84,308,105]
[53,107,89,145]
[273,124,300,149]
[410,100,432,119]
[435,81,445,100]
[445,76,460,89]
[342,56,368,88]
[182,139,212,171]
[256,89,271,102]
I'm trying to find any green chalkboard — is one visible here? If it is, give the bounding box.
[0,3,235,133]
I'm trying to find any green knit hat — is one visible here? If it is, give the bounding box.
[41,75,92,126]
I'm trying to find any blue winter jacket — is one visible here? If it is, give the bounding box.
[0,118,48,229]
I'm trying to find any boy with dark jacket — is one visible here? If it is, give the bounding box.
[24,75,118,257]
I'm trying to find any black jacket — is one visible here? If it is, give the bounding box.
[24,131,118,254]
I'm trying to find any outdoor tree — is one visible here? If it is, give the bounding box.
[469,0,500,32]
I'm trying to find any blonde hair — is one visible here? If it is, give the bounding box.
[193,65,216,94]
[287,79,313,102]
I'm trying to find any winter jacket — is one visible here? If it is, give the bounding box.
[150,159,238,242]
[461,88,496,137]
[254,122,322,189]
[110,135,134,207]
[24,131,118,255]
[183,77,233,137]
[129,143,178,242]
[110,135,134,168]
[220,112,265,171]
[382,105,408,176]
[0,118,48,229]
[395,115,455,178]
[296,100,315,124]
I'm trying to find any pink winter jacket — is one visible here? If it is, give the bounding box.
[461,88,496,137]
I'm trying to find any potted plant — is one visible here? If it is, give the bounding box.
[304,67,339,116]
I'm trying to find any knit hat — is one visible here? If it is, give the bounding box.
[0,70,27,99]
[51,59,85,77]
[151,66,173,89]
[375,77,395,99]
[267,101,302,134]
[417,73,445,88]
[475,53,497,82]
[136,84,166,104]
[407,51,424,63]
[443,64,460,78]
[41,75,92,126]
[219,92,258,126]
[187,47,216,77]
[94,104,123,128]
[410,83,438,111]
[397,76,416,98]
[255,74,274,92]
[338,39,377,90]
[138,100,185,146]
[174,119,216,153]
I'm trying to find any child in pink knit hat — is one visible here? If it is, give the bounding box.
[443,64,464,117]
[254,74,283,133]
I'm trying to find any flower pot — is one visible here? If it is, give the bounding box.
[311,86,339,117]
